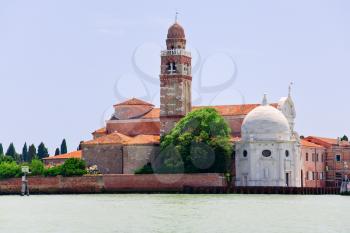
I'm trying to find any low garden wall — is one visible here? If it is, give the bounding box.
[0,173,226,194]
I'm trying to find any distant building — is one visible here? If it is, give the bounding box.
[300,139,326,188]
[43,150,82,167]
[43,20,349,188]
[305,136,350,187]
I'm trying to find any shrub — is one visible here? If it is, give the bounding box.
[60,158,87,177]
[30,159,44,176]
[0,162,22,179]
[0,155,14,164]
[134,163,154,174]
[44,166,62,177]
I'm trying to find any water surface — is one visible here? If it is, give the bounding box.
[0,194,348,233]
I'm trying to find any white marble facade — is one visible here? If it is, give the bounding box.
[235,91,301,187]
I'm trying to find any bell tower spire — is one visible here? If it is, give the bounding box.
[160,20,192,136]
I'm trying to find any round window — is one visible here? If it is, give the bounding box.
[285,150,290,157]
[243,150,248,157]
[262,150,272,157]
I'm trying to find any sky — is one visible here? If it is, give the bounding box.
[0,0,349,153]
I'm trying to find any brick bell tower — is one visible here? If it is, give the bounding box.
[160,20,192,136]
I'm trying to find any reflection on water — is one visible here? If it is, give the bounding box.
[0,194,348,233]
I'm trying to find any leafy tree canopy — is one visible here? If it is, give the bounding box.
[153,108,233,174]
[341,135,349,142]
[60,158,87,176]
[30,159,45,176]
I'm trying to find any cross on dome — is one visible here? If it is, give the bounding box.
[175,11,179,23]
[288,82,294,97]
[262,93,268,106]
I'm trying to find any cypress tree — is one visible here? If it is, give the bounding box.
[22,143,28,162]
[60,139,67,154]
[28,144,37,162]
[77,141,84,151]
[37,142,49,159]
[6,143,17,158]
[0,143,3,155]
[54,148,60,156]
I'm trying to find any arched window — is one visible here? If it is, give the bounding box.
[167,62,177,74]
[262,150,272,157]
[285,150,289,157]
[243,150,248,158]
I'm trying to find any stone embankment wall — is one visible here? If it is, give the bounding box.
[0,173,226,194]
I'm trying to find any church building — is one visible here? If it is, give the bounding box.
[44,20,350,188]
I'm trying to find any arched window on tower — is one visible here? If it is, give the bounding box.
[183,64,188,75]
[167,62,177,74]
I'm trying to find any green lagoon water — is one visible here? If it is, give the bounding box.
[0,194,349,233]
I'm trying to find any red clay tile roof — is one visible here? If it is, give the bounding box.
[300,139,325,148]
[306,136,350,147]
[83,132,131,145]
[83,132,160,145]
[141,108,160,119]
[92,127,107,134]
[125,135,160,145]
[114,98,154,107]
[139,103,278,119]
[307,136,338,145]
[44,150,82,160]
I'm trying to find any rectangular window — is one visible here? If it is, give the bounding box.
[308,171,313,180]
[306,153,309,161]
[336,155,341,162]
[316,154,319,162]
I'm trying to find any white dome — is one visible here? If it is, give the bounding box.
[242,96,291,141]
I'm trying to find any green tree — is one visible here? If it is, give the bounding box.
[60,139,67,154]
[60,158,87,176]
[54,148,60,156]
[341,135,349,142]
[0,143,3,155]
[5,143,17,158]
[153,108,232,174]
[30,159,44,176]
[28,144,37,162]
[37,142,49,159]
[0,155,14,163]
[22,143,28,162]
[0,162,21,178]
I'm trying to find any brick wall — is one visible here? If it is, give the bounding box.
[301,146,326,188]
[82,144,123,174]
[123,145,160,174]
[0,174,226,194]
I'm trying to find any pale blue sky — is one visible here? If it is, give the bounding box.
[0,0,349,153]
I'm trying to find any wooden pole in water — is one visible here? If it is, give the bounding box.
[21,166,30,196]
